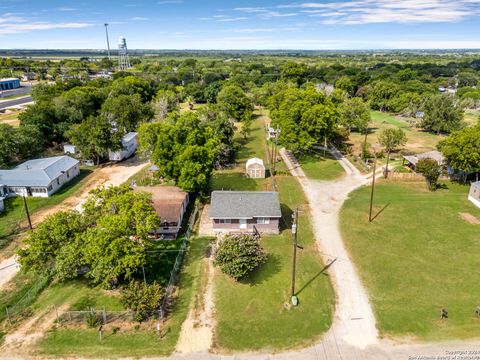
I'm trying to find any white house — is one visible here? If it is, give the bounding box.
[468,181,480,208]
[109,132,138,161]
[0,156,80,198]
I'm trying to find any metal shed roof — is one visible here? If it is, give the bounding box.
[0,156,79,187]
[246,157,265,168]
[210,191,281,219]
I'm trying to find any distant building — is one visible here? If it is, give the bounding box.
[246,158,266,179]
[468,181,480,208]
[0,78,20,91]
[0,156,80,198]
[210,191,282,234]
[63,144,77,155]
[134,186,189,240]
[0,184,8,212]
[108,132,138,161]
[267,125,278,140]
[403,150,445,171]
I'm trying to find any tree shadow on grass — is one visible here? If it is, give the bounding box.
[280,204,293,231]
[210,173,261,191]
[240,253,282,287]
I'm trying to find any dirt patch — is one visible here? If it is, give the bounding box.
[459,212,480,225]
[175,249,215,353]
[1,304,69,355]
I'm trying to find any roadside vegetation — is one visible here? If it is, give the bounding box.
[341,182,480,340]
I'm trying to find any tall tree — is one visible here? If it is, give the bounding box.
[217,84,253,122]
[378,128,407,178]
[421,95,464,134]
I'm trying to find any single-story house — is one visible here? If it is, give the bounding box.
[468,181,480,208]
[210,191,282,234]
[0,156,80,197]
[403,150,445,171]
[246,158,266,179]
[134,186,189,240]
[109,132,138,161]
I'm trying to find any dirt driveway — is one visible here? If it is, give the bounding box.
[0,157,147,290]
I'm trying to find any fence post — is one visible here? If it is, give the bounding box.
[103,308,107,324]
[5,307,11,325]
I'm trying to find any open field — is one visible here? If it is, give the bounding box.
[0,110,20,127]
[0,169,93,242]
[340,181,480,340]
[211,109,334,352]
[348,111,443,156]
[37,236,211,357]
[297,151,345,181]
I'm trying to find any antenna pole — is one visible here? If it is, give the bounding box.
[23,196,33,230]
[104,23,111,60]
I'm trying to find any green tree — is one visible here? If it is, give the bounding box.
[437,125,480,182]
[121,281,162,321]
[214,234,267,280]
[378,128,407,178]
[66,115,117,164]
[18,211,86,274]
[217,84,253,122]
[421,95,464,134]
[416,158,442,191]
[100,93,153,133]
[335,76,354,96]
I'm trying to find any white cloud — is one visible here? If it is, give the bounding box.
[56,7,77,11]
[131,16,149,21]
[157,0,183,4]
[279,0,480,24]
[0,21,93,35]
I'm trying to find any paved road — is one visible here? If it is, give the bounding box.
[0,96,33,110]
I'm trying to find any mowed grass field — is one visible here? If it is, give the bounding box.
[211,109,334,351]
[349,111,442,155]
[38,236,212,357]
[297,151,345,181]
[0,110,21,127]
[340,181,480,340]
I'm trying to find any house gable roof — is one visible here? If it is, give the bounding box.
[246,157,265,168]
[210,191,281,219]
[0,156,79,187]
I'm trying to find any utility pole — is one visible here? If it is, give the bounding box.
[291,208,299,306]
[104,23,111,60]
[273,126,280,175]
[369,155,377,223]
[23,196,32,230]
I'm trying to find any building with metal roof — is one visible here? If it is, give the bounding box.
[210,191,281,234]
[108,132,138,161]
[0,156,80,197]
[468,181,480,208]
[0,78,20,90]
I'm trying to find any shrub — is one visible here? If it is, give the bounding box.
[416,158,442,190]
[214,234,267,280]
[86,311,100,328]
[120,281,162,322]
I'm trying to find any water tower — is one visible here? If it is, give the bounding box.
[118,36,131,70]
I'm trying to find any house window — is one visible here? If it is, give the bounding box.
[57,178,60,185]
[256,217,270,225]
[219,219,231,224]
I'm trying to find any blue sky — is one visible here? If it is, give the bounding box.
[1,0,480,49]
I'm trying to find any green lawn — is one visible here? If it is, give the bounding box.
[38,236,211,357]
[297,152,345,181]
[340,182,480,340]
[213,176,334,351]
[0,169,93,242]
[0,111,20,127]
[211,107,334,351]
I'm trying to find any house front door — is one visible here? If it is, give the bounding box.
[239,219,247,230]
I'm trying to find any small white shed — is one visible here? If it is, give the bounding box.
[246,158,266,179]
[108,132,138,161]
[64,144,77,155]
